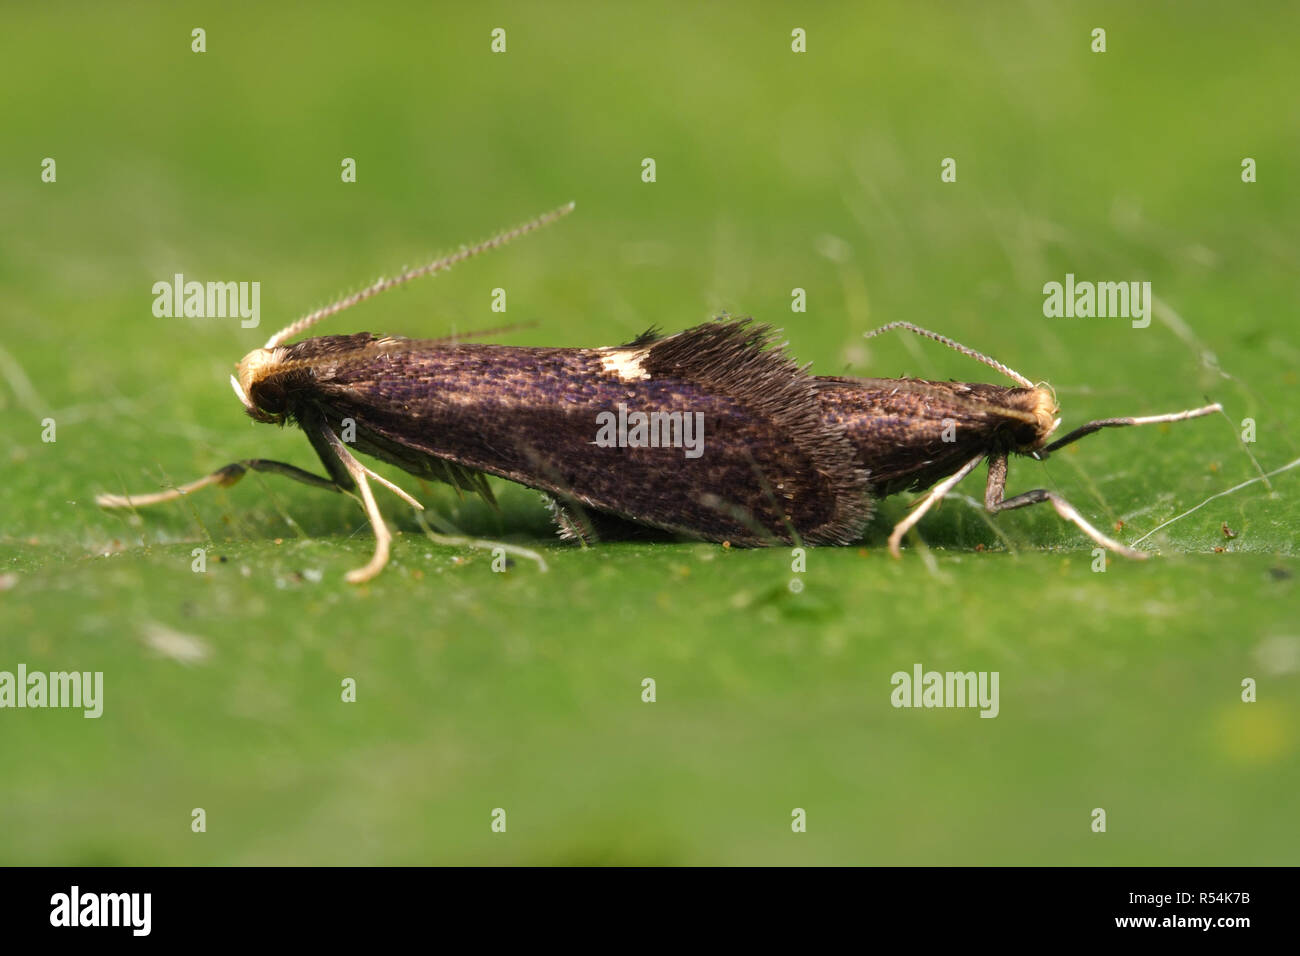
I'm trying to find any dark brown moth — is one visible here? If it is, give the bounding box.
[816,326,1219,559]
[98,203,1221,581]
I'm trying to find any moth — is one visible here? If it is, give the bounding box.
[99,203,1221,581]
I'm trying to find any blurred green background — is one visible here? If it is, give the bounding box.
[1,1,1297,864]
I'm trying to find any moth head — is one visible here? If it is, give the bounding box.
[232,347,290,424]
[1018,384,1061,452]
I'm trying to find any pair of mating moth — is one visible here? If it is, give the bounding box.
[99,203,1220,582]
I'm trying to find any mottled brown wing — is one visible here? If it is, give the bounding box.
[276,322,872,546]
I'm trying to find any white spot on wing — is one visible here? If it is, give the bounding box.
[598,347,650,382]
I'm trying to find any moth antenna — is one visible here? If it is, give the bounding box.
[863,322,1035,388]
[422,320,539,346]
[1035,402,1222,458]
[263,202,576,349]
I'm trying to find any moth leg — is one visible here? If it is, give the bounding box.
[862,321,1034,388]
[97,459,351,509]
[983,453,1009,511]
[1035,403,1222,458]
[314,422,397,584]
[298,407,424,513]
[347,467,422,511]
[887,454,986,558]
[983,453,1146,559]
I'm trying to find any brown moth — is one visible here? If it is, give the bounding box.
[819,323,1219,559]
[98,204,1221,581]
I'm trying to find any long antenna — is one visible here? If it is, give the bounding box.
[863,321,1035,388]
[263,201,576,349]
